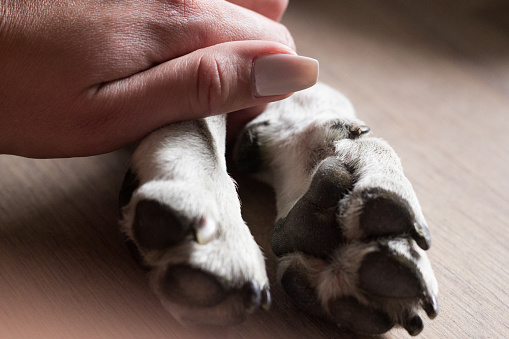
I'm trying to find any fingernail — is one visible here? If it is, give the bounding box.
[253,54,319,97]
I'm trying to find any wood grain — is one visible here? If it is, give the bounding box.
[1,0,508,337]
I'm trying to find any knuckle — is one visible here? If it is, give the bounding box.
[195,54,235,115]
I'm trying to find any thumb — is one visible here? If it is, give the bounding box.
[87,41,318,151]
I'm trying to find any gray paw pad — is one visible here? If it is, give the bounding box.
[358,248,422,298]
[162,265,229,307]
[402,313,424,336]
[328,297,394,335]
[358,188,431,250]
[306,157,354,208]
[272,158,352,258]
[280,263,323,317]
[133,199,193,250]
[161,265,271,312]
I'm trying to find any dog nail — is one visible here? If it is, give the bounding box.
[412,221,432,250]
[423,292,439,319]
[242,281,261,313]
[253,54,319,97]
[261,285,272,311]
[349,125,370,137]
[195,217,216,244]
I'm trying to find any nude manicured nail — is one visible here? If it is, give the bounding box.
[253,54,319,97]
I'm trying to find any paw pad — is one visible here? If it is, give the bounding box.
[358,248,423,298]
[328,297,394,335]
[280,261,323,316]
[162,265,228,307]
[272,157,352,258]
[356,188,432,250]
[133,199,194,250]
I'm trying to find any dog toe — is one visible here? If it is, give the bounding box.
[133,199,194,250]
[358,246,423,299]
[161,265,228,307]
[279,261,323,317]
[327,297,394,335]
[357,188,431,250]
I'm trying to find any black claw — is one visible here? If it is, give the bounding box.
[349,125,370,138]
[423,293,439,319]
[261,285,272,311]
[412,221,432,250]
[403,314,424,336]
[242,281,261,313]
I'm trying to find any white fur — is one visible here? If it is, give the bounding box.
[120,82,438,332]
[120,115,268,324]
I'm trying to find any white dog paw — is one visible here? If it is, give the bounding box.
[233,91,439,335]
[275,157,437,335]
[119,164,270,326]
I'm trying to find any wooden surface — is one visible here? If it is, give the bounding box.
[1,0,508,337]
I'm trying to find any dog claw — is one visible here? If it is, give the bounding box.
[411,221,432,250]
[241,282,271,313]
[242,281,262,313]
[261,285,271,311]
[423,292,439,319]
[349,125,370,138]
[194,217,216,244]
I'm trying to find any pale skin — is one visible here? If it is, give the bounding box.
[0,0,293,158]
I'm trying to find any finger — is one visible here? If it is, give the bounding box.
[226,0,289,21]
[142,0,295,67]
[78,41,318,156]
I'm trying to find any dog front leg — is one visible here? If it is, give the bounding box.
[120,115,270,326]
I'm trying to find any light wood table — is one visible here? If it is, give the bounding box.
[1,0,508,337]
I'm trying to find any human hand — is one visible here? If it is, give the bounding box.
[0,0,318,157]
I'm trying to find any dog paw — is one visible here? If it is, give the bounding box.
[119,167,270,326]
[234,97,439,335]
[273,153,438,336]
